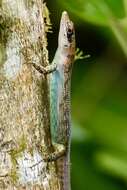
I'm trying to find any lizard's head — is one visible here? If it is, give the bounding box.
[58,11,75,50]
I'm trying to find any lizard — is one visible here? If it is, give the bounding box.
[32,11,76,190]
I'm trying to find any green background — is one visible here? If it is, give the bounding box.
[47,0,127,189]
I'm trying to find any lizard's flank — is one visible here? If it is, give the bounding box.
[50,11,75,190]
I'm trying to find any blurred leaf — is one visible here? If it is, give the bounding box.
[72,142,126,190]
[89,106,127,151]
[72,121,91,142]
[109,18,127,57]
[95,151,127,180]
[57,0,125,26]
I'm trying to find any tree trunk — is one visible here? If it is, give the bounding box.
[0,0,61,189]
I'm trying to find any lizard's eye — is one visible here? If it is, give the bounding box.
[67,28,73,42]
[67,28,73,37]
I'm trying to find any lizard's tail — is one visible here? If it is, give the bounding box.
[57,153,71,190]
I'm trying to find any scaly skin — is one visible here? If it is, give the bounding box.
[50,11,75,190]
[32,11,75,190]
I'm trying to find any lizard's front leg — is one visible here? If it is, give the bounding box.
[32,61,57,74]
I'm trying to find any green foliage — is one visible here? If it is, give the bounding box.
[57,0,125,26]
[95,151,127,180]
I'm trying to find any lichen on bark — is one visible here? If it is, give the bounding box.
[0,0,61,189]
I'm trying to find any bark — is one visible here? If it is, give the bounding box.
[0,0,61,189]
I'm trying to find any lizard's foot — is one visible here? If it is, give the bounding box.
[43,143,66,162]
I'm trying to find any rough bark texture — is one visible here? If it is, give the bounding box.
[0,0,61,189]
